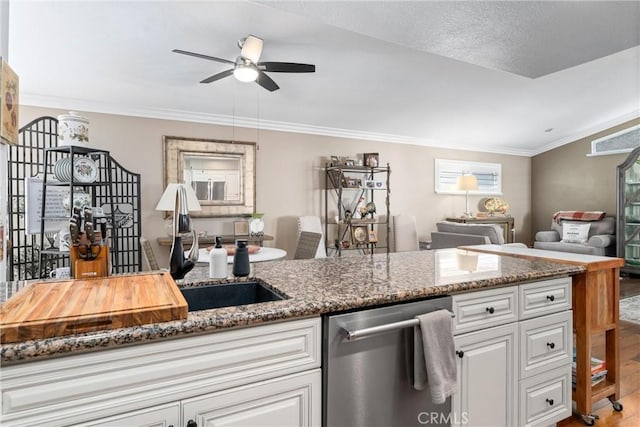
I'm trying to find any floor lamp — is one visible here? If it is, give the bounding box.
[156,183,201,279]
[456,174,478,218]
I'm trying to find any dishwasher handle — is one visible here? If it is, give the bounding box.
[342,311,455,341]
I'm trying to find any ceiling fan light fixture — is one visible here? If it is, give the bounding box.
[233,64,259,82]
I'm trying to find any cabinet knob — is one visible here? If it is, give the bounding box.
[546,342,555,349]
[456,350,464,358]
[546,398,554,406]
[187,420,197,427]
[486,307,495,314]
[546,295,555,302]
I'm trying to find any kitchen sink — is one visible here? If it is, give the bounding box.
[179,281,287,311]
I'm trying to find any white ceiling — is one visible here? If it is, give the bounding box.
[7,0,640,156]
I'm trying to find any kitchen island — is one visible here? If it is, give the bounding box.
[1,248,595,427]
[1,249,584,363]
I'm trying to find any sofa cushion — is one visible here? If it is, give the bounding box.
[533,241,604,256]
[561,222,591,243]
[436,221,504,244]
[551,216,615,237]
[535,230,560,243]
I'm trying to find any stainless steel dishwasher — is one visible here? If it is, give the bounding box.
[323,296,453,427]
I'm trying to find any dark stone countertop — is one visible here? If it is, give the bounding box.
[0,248,585,363]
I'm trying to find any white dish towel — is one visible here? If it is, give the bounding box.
[413,309,457,404]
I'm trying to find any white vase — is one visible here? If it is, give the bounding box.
[57,111,89,146]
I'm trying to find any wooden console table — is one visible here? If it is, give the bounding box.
[157,234,273,248]
[461,245,624,425]
[446,216,515,243]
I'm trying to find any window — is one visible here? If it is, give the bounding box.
[434,159,502,195]
[588,124,640,157]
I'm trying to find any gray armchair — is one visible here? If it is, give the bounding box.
[533,216,616,256]
[431,221,522,249]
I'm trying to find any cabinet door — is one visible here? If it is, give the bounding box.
[72,402,180,427]
[452,323,518,427]
[182,369,321,427]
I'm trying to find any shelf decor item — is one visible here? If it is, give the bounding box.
[156,183,201,280]
[57,111,90,147]
[363,153,379,167]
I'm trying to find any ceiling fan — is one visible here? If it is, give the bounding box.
[173,35,315,92]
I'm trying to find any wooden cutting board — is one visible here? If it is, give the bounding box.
[0,272,188,343]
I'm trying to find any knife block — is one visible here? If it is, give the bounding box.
[70,245,109,279]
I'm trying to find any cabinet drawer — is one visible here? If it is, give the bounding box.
[452,287,518,335]
[519,366,572,427]
[71,402,181,427]
[520,311,572,379]
[519,278,571,320]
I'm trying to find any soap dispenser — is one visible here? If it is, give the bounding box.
[208,236,228,279]
[232,239,250,277]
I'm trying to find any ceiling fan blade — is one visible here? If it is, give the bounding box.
[258,62,315,73]
[172,49,235,65]
[240,35,263,63]
[200,69,234,84]
[256,71,279,92]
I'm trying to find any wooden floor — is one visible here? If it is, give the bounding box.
[557,281,640,427]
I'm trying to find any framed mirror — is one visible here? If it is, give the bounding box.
[163,136,256,217]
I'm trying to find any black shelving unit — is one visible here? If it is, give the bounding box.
[324,163,391,256]
[7,116,142,281]
[616,146,640,274]
[38,146,117,278]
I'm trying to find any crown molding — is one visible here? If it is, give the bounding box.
[531,110,640,156]
[19,93,565,157]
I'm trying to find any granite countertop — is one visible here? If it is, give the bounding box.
[0,248,585,363]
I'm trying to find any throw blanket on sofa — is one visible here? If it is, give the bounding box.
[552,211,606,223]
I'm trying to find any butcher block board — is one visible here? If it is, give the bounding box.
[0,272,187,343]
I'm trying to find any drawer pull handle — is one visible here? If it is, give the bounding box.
[486,307,495,314]
[546,342,555,349]
[546,295,555,302]
[456,350,464,358]
[187,420,197,427]
[546,398,554,406]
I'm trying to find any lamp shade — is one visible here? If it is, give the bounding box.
[456,175,478,191]
[155,183,202,212]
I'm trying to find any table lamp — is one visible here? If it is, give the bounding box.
[156,183,202,279]
[456,174,478,218]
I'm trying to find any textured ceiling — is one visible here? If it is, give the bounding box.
[6,0,640,156]
[264,1,640,78]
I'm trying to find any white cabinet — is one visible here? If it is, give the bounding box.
[1,318,321,427]
[182,370,321,427]
[453,323,518,427]
[452,277,573,427]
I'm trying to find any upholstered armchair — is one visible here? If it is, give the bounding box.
[533,216,616,256]
[431,221,525,250]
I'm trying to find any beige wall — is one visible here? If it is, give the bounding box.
[531,118,640,235]
[19,106,531,266]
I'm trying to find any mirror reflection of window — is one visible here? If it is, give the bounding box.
[183,154,242,202]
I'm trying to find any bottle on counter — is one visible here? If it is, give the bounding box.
[232,239,250,277]
[208,236,228,279]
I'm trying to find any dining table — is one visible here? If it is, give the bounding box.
[197,247,287,264]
